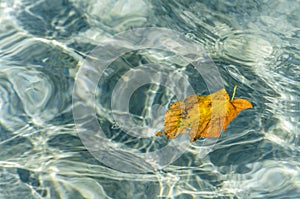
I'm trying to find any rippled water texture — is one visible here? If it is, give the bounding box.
[0,0,299,198]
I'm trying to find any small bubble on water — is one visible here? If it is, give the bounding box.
[111,122,120,129]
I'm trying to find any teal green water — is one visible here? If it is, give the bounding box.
[0,0,299,198]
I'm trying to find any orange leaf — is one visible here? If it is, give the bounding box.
[156,87,253,142]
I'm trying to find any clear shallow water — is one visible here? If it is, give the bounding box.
[0,0,299,198]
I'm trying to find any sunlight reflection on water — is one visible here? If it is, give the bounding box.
[0,0,299,198]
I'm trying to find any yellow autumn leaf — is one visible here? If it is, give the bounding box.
[156,86,253,142]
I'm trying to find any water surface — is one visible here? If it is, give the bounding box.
[0,0,299,198]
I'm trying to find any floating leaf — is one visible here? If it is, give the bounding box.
[156,86,253,142]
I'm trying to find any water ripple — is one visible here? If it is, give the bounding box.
[15,0,89,39]
[0,0,299,198]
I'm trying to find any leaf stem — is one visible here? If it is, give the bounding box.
[231,85,237,100]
